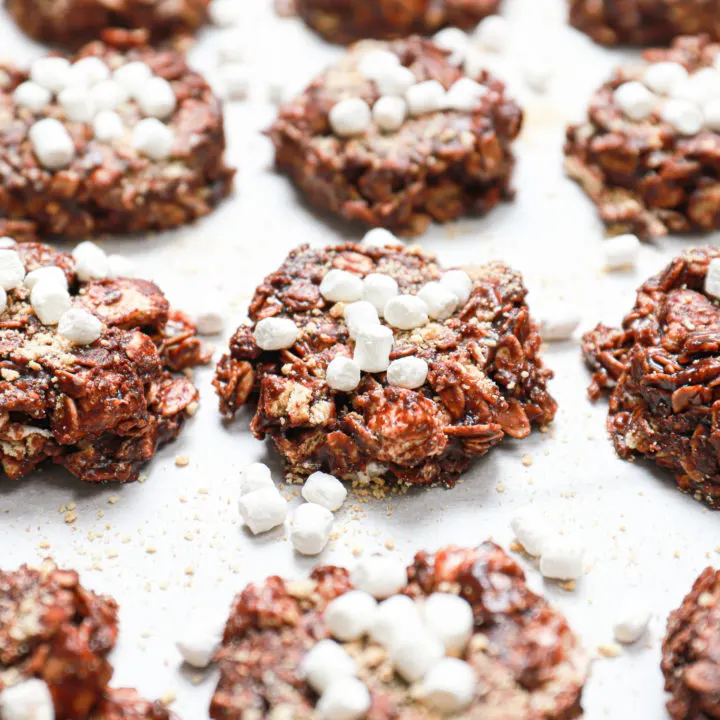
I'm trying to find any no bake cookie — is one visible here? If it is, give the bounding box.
[0,33,233,240]
[268,37,521,236]
[662,567,720,720]
[214,241,556,489]
[293,0,500,45]
[0,559,177,720]
[582,247,720,509]
[210,543,589,719]
[566,35,720,239]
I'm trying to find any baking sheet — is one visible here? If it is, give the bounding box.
[0,0,718,718]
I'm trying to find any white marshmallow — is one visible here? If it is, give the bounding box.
[58,86,95,122]
[384,294,429,330]
[68,56,110,87]
[357,50,400,82]
[320,269,364,303]
[445,77,487,112]
[510,512,549,556]
[302,470,348,511]
[362,273,399,314]
[195,310,224,336]
[93,110,124,143]
[421,593,474,654]
[539,538,585,581]
[603,233,640,270]
[538,304,581,342]
[113,61,153,95]
[107,253,135,279]
[239,462,275,496]
[91,79,129,111]
[361,228,402,247]
[433,27,470,66]
[419,657,477,713]
[217,31,246,64]
[375,65,417,97]
[31,281,71,325]
[644,62,688,95]
[329,98,372,137]
[326,355,361,392]
[300,639,357,694]
[344,300,379,338]
[0,250,26,290]
[317,677,371,720]
[209,0,241,26]
[370,594,423,647]
[391,628,445,682]
[440,269,473,305]
[473,15,509,52]
[132,118,175,161]
[0,679,54,720]
[324,590,378,641]
[406,80,446,116]
[353,324,394,372]
[0,237,17,248]
[351,554,407,599]
[29,118,76,170]
[673,67,720,104]
[254,316,300,350]
[524,57,553,93]
[704,97,720,130]
[31,56,71,92]
[13,82,52,112]
[613,607,651,644]
[24,266,67,291]
[661,98,703,135]
[218,64,252,101]
[290,502,334,555]
[418,281,459,320]
[386,356,428,389]
[238,487,288,534]
[135,76,177,119]
[614,81,655,121]
[0,288,6,314]
[176,625,222,668]
[72,241,109,281]
[705,258,720,298]
[373,96,407,132]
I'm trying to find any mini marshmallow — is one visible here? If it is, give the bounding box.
[361,228,402,247]
[433,27,470,66]
[357,50,400,81]
[195,310,224,336]
[511,512,549,556]
[603,233,640,270]
[614,81,655,121]
[238,487,288,534]
[419,657,477,713]
[353,324,394,372]
[370,594,423,647]
[524,57,553,93]
[440,269,473,305]
[539,538,585,581]
[351,554,408,599]
[344,300,379,339]
[644,61,688,95]
[384,294,429,330]
[661,98,703,136]
[132,118,175,161]
[537,304,581,342]
[0,250,26,291]
[473,15,509,52]
[0,237,17,248]
[217,31,245,64]
[218,64,252,101]
[93,110,124,143]
[107,254,136,279]
[300,639,357,694]
[29,118,76,170]
[239,462,275,496]
[58,86,95,122]
[290,502,334,555]
[176,625,222,667]
[704,97,720,130]
[674,67,720,104]
[406,80,446,116]
[302,470,348,511]
[317,677,371,720]
[329,98,372,137]
[31,56,71,92]
[68,56,110,87]
[613,607,651,644]
[375,65,417,97]
[326,355,361,392]
[324,590,378,641]
[0,678,54,720]
[362,273,399,314]
[373,95,407,132]
[72,241,109,281]
[113,61,153,95]
[13,82,51,112]
[209,0,241,26]
[391,628,445,682]
[421,593,474,654]
[91,79,129,111]
[320,269,364,303]
[136,77,177,119]
[705,258,720,298]
[0,288,6,314]
[31,281,71,325]
[418,281,459,320]
[386,356,428,389]
[254,316,300,350]
[24,266,67,291]
[445,77,487,112]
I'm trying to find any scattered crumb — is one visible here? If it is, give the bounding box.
[175,455,190,468]
[598,643,622,658]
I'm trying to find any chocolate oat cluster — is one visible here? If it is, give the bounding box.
[215,241,556,489]
[583,247,720,509]
[269,37,522,236]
